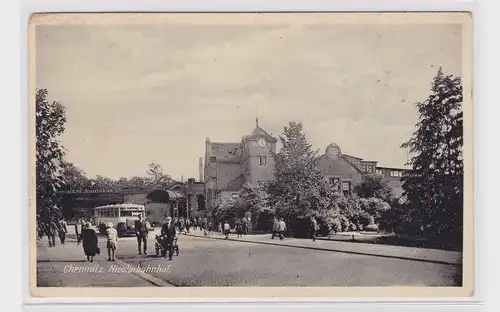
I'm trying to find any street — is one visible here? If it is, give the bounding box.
[74,228,461,287]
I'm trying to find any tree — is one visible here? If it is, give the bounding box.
[238,182,264,216]
[354,174,394,203]
[60,161,90,191]
[213,199,240,224]
[400,68,463,247]
[36,89,66,233]
[87,175,118,191]
[146,161,173,190]
[265,122,335,236]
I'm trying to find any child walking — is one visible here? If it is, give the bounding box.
[106,222,118,261]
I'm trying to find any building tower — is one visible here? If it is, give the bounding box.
[240,118,278,186]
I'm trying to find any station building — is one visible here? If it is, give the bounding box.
[203,120,409,211]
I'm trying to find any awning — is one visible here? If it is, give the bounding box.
[165,190,184,200]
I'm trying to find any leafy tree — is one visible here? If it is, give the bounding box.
[36,89,66,233]
[238,182,264,216]
[88,175,118,191]
[60,161,90,191]
[146,161,173,190]
[354,174,394,202]
[265,122,335,236]
[115,176,151,193]
[358,197,391,225]
[213,199,240,224]
[400,68,463,247]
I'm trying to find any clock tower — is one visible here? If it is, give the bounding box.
[240,118,277,186]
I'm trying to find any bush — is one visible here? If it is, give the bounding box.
[364,224,379,232]
[330,217,342,233]
[340,216,350,232]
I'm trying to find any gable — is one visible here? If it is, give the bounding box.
[317,154,363,184]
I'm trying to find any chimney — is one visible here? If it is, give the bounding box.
[199,157,204,182]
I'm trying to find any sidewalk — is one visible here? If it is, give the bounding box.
[185,230,462,266]
[36,239,160,287]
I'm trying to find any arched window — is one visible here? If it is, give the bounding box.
[259,156,267,166]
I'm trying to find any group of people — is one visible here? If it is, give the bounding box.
[133,214,176,260]
[214,218,250,239]
[76,220,117,262]
[271,216,319,241]
[171,216,209,235]
[38,217,69,247]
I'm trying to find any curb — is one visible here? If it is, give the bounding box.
[185,234,461,266]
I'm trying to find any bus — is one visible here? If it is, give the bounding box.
[94,203,151,237]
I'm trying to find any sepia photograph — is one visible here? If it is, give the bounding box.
[29,12,473,298]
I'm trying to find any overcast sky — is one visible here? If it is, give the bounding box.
[35,19,462,181]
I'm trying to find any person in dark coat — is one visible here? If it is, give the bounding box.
[160,216,177,261]
[44,222,57,247]
[81,222,99,262]
[235,221,243,238]
[135,214,148,255]
[58,217,68,244]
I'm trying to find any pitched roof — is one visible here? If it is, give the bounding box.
[242,125,277,142]
[210,142,241,161]
[317,154,363,184]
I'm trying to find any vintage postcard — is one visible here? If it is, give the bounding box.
[29,12,473,299]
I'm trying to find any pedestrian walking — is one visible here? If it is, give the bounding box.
[217,222,223,235]
[310,217,318,242]
[160,216,176,261]
[243,218,249,235]
[45,222,57,247]
[223,221,231,239]
[75,219,83,245]
[185,218,191,233]
[202,217,208,236]
[271,217,279,239]
[105,222,118,261]
[81,222,98,262]
[277,218,286,241]
[57,217,68,244]
[207,222,213,236]
[235,221,243,238]
[135,214,148,255]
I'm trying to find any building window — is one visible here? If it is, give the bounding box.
[342,181,351,196]
[362,164,367,172]
[390,171,403,177]
[259,156,267,166]
[329,178,340,190]
[210,156,216,162]
[231,193,239,200]
[257,181,265,187]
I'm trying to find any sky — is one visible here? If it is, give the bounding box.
[35,17,462,181]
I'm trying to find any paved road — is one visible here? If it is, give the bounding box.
[110,230,461,287]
